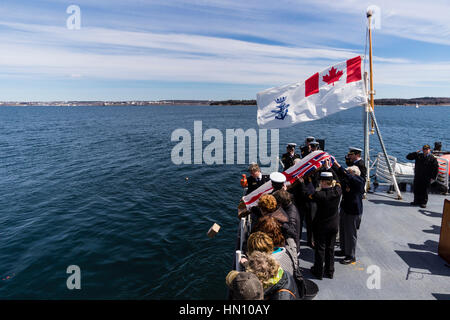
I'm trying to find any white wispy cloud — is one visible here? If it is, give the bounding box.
[0,21,413,85]
[0,0,449,99]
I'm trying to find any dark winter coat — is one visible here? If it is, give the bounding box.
[298,181,342,232]
[264,269,299,300]
[245,174,270,195]
[337,166,365,215]
[406,152,439,182]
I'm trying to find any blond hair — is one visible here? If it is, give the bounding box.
[247,232,274,254]
[246,251,280,288]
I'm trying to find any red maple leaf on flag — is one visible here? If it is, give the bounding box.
[322,67,344,86]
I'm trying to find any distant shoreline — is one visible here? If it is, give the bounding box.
[1,97,450,107]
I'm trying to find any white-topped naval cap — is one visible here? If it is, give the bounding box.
[319,171,333,180]
[348,147,363,153]
[305,136,315,142]
[310,141,320,146]
[270,172,286,184]
[287,143,297,147]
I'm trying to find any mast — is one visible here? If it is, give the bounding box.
[367,11,375,134]
[365,9,402,200]
[364,71,370,191]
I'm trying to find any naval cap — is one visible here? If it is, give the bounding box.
[319,171,333,180]
[305,136,315,143]
[270,172,286,184]
[287,143,297,147]
[310,141,320,146]
[348,147,362,154]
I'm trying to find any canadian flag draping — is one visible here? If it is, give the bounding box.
[242,151,335,209]
[257,55,367,129]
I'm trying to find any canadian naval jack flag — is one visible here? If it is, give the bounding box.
[257,55,367,129]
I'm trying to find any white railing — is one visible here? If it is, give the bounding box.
[234,186,254,271]
[374,152,411,184]
[375,152,449,193]
[235,214,252,271]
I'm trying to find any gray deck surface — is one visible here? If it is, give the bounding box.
[299,189,450,300]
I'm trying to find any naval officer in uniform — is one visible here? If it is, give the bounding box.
[347,147,367,181]
[245,163,270,195]
[300,137,315,158]
[281,143,301,170]
[309,141,320,152]
[333,159,365,265]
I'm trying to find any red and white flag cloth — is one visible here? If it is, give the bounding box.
[257,55,367,129]
[242,151,335,209]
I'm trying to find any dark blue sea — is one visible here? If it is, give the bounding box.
[0,105,448,299]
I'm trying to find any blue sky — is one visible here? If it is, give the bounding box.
[1,0,450,101]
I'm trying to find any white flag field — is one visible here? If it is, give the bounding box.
[257,55,368,129]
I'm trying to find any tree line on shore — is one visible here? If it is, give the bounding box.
[209,97,450,106]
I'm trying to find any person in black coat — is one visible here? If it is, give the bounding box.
[290,174,317,249]
[297,170,342,279]
[406,145,439,208]
[281,143,301,170]
[264,267,299,300]
[300,136,315,158]
[245,163,270,195]
[333,160,365,265]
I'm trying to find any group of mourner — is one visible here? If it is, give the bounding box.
[226,138,440,300]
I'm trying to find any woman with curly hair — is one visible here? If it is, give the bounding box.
[246,251,299,300]
[246,230,297,276]
[257,194,278,214]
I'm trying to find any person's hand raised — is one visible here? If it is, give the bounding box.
[334,158,341,168]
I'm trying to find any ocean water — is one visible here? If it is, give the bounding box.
[0,105,448,299]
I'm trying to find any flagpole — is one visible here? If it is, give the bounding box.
[363,71,370,191]
[366,9,402,200]
[367,10,375,134]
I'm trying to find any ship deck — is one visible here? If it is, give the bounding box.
[298,189,450,300]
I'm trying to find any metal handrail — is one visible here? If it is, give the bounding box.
[436,157,449,193]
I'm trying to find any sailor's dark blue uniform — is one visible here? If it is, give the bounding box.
[245,174,270,195]
[281,152,300,170]
[353,159,367,180]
